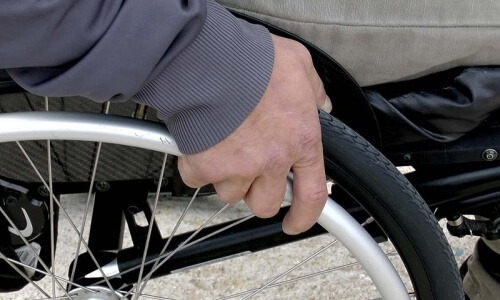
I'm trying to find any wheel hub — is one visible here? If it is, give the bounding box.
[68,286,123,300]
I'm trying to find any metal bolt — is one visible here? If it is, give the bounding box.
[127,206,140,214]
[153,177,169,187]
[447,215,464,227]
[482,149,498,161]
[38,185,50,197]
[403,154,412,161]
[5,195,18,205]
[95,181,110,192]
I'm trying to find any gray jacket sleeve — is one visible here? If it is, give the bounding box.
[1,0,274,154]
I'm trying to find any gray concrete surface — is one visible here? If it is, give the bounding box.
[1,190,477,300]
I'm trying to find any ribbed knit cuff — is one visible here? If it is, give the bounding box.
[134,0,274,154]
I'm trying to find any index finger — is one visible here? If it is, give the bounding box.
[282,142,328,235]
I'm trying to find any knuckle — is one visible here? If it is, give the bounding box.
[283,38,312,69]
[231,157,260,179]
[216,192,234,203]
[181,177,197,188]
[215,185,246,204]
[177,157,187,174]
[300,128,322,151]
[239,165,259,180]
[218,193,242,204]
[292,42,312,64]
[252,203,281,219]
[306,187,328,206]
[177,159,196,187]
[181,175,202,188]
[266,151,289,173]
[178,158,208,188]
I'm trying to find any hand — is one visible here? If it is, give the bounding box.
[178,34,331,234]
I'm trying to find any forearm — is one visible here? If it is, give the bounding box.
[1,0,274,154]
[2,0,205,101]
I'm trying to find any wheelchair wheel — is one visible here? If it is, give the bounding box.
[0,101,462,299]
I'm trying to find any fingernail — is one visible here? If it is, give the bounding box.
[321,96,332,113]
[282,224,300,235]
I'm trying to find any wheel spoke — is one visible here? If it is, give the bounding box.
[35,296,73,300]
[96,209,253,290]
[118,187,201,299]
[123,201,231,299]
[68,102,110,290]
[2,255,97,293]
[153,219,397,299]
[45,97,57,299]
[151,203,230,272]
[218,261,358,300]
[232,217,377,299]
[136,203,230,296]
[148,187,200,272]
[134,212,256,298]
[219,250,401,299]
[241,239,339,300]
[15,141,118,296]
[182,213,254,249]
[134,153,168,300]
[118,290,179,300]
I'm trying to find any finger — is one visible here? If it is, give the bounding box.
[244,174,288,218]
[283,144,328,235]
[214,178,253,204]
[307,65,332,113]
[177,157,210,188]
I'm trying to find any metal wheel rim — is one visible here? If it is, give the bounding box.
[0,108,410,299]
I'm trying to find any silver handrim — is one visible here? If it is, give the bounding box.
[0,105,412,299]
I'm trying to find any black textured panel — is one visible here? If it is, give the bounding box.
[0,94,166,183]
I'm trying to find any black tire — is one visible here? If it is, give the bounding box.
[319,110,463,299]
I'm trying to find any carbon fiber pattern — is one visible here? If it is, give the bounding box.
[0,93,166,183]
